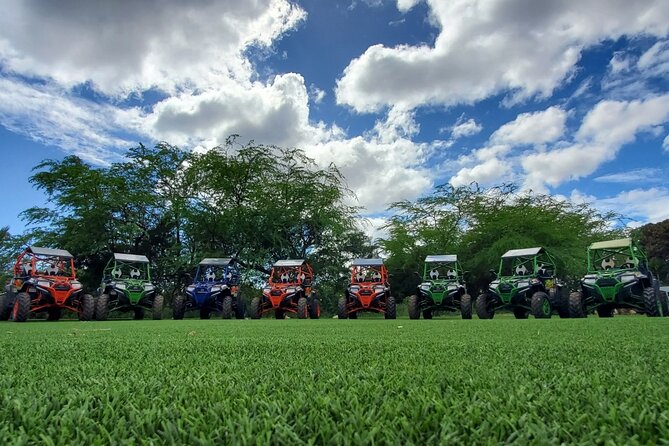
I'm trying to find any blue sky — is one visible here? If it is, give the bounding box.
[1,0,669,236]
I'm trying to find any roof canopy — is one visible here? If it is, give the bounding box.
[502,247,545,258]
[199,258,234,266]
[113,253,149,263]
[28,246,73,258]
[273,259,306,267]
[351,258,384,266]
[589,238,632,250]
[425,255,457,263]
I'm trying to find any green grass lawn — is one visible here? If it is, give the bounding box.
[1,317,668,445]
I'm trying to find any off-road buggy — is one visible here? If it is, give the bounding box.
[173,257,245,320]
[338,258,396,319]
[0,246,94,322]
[408,255,472,319]
[249,259,320,319]
[569,238,663,318]
[476,247,568,319]
[95,253,163,320]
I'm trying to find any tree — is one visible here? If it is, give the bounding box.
[20,138,374,312]
[381,183,622,299]
[634,219,669,283]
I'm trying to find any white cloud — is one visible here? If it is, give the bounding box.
[450,156,511,187]
[308,84,326,104]
[522,93,669,189]
[588,188,669,224]
[594,168,663,184]
[0,77,135,164]
[664,134,669,151]
[0,0,306,95]
[336,0,669,112]
[490,106,567,145]
[449,116,482,139]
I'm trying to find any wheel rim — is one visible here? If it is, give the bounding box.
[542,297,550,315]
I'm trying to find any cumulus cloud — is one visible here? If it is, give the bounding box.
[578,187,669,224]
[448,116,482,139]
[490,106,567,145]
[336,0,669,112]
[0,0,306,95]
[0,77,135,164]
[522,93,669,190]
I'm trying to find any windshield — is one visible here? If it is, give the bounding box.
[270,266,309,285]
[21,255,75,278]
[107,261,150,281]
[500,256,536,277]
[423,262,458,281]
[589,248,638,272]
[196,264,237,284]
[351,265,384,284]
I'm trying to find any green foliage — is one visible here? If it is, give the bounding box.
[1,318,668,444]
[20,138,374,310]
[382,184,622,298]
[634,220,669,283]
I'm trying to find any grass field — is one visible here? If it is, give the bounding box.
[1,316,668,445]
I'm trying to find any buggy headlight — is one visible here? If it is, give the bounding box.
[620,275,636,283]
[286,287,296,294]
[71,282,82,290]
[187,285,195,291]
[37,281,51,288]
[419,283,431,291]
[583,278,596,285]
[211,286,221,292]
[349,285,360,292]
[263,287,271,293]
[517,282,529,288]
[374,285,385,292]
[115,283,126,290]
[490,281,500,289]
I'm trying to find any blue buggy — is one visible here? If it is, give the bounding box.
[173,257,245,319]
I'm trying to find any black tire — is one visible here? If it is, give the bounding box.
[550,288,570,319]
[234,295,246,319]
[309,297,320,319]
[79,294,95,321]
[385,296,396,319]
[531,291,552,319]
[423,309,433,319]
[249,297,261,319]
[221,296,233,319]
[460,294,472,319]
[13,292,31,322]
[152,295,164,320]
[199,307,211,319]
[275,310,285,319]
[407,295,420,319]
[0,293,13,321]
[476,293,495,319]
[660,291,669,317]
[643,286,661,317]
[173,295,185,320]
[596,305,614,318]
[96,294,110,321]
[569,291,586,318]
[47,308,62,321]
[337,297,348,319]
[513,308,529,319]
[297,297,308,319]
[133,307,145,320]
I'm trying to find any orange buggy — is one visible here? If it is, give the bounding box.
[0,246,94,322]
[249,259,320,319]
[338,258,396,319]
